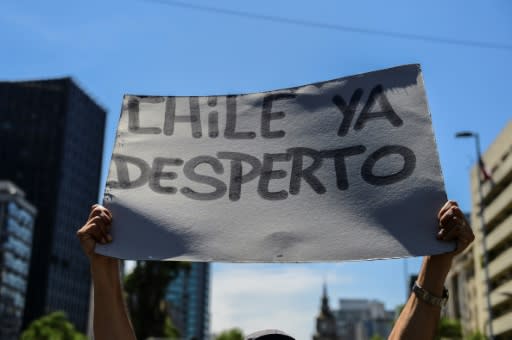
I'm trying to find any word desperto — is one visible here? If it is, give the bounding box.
[107,145,416,201]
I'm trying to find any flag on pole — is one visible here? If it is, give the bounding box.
[478,157,494,184]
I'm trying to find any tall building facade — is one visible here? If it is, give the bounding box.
[0,181,36,339]
[446,121,512,339]
[166,262,210,340]
[0,78,106,331]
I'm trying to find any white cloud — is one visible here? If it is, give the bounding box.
[211,263,351,340]
[124,260,137,274]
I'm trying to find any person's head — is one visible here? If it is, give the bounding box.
[245,329,295,340]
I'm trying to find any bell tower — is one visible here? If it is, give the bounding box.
[313,283,340,340]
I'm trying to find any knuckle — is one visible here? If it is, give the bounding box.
[76,228,89,238]
[91,206,104,215]
[100,212,112,221]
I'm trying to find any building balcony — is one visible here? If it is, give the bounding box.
[481,152,512,199]
[487,213,512,251]
[489,247,512,280]
[490,279,512,307]
[483,182,512,228]
[492,309,512,337]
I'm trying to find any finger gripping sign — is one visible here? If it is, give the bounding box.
[98,64,452,262]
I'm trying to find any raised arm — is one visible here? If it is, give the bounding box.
[389,200,474,340]
[77,204,137,340]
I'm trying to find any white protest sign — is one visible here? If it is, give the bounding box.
[97,64,452,262]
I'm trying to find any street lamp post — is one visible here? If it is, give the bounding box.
[455,131,495,340]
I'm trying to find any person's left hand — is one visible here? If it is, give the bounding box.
[436,200,475,257]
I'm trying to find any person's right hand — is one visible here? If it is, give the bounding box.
[77,204,113,258]
[436,200,475,258]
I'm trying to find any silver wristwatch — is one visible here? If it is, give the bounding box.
[412,282,449,307]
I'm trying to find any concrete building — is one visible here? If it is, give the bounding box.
[166,263,210,340]
[446,121,512,339]
[312,285,394,340]
[445,212,478,335]
[0,78,106,331]
[445,242,480,335]
[0,181,36,339]
[334,299,394,340]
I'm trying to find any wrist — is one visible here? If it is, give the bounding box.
[428,254,453,277]
[417,255,452,296]
[90,254,119,277]
[90,253,117,265]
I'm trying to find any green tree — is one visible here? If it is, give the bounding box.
[124,260,186,340]
[215,328,244,340]
[20,311,86,340]
[391,304,404,327]
[370,335,385,340]
[465,331,487,340]
[435,317,462,339]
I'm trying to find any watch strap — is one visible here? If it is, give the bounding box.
[412,281,448,307]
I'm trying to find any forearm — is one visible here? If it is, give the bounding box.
[91,255,136,340]
[389,256,452,340]
[389,293,441,340]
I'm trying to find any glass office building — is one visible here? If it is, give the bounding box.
[0,181,36,339]
[0,78,105,331]
[166,263,210,340]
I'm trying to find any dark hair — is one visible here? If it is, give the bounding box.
[245,329,295,340]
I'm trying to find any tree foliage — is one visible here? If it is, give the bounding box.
[391,304,404,327]
[435,317,462,340]
[465,331,487,340]
[370,335,385,340]
[124,260,186,340]
[215,328,244,340]
[20,311,86,340]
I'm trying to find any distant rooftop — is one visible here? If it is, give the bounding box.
[0,77,107,113]
[0,180,26,197]
[0,180,37,215]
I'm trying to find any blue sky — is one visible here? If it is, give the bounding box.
[1,1,511,339]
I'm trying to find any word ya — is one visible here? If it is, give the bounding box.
[107,145,415,201]
[127,84,403,139]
